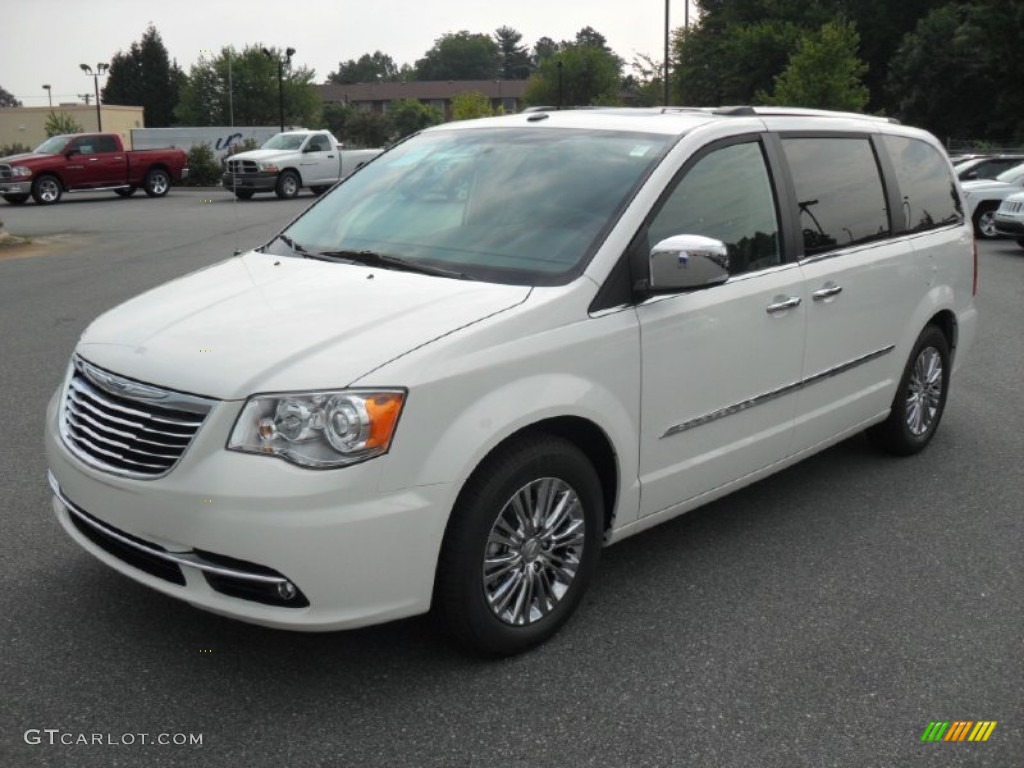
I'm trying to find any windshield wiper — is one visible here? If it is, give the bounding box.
[311,249,474,280]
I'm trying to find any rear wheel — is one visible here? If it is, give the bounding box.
[310,185,330,196]
[114,186,136,198]
[31,174,62,205]
[233,189,255,200]
[2,193,29,205]
[143,168,170,197]
[972,203,999,239]
[275,170,301,200]
[433,434,603,656]
[868,325,950,455]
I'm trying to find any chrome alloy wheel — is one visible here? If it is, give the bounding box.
[906,346,943,436]
[149,171,169,195]
[37,177,60,202]
[281,174,299,196]
[482,477,586,626]
[976,210,998,238]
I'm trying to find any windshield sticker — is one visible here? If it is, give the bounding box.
[630,145,652,158]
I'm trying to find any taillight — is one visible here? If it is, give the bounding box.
[972,241,978,296]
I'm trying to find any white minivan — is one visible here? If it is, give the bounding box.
[45,107,978,655]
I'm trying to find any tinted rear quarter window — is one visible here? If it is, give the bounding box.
[882,135,963,232]
[782,137,890,256]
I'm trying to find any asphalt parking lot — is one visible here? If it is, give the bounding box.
[0,189,1021,767]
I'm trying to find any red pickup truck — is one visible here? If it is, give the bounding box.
[0,133,189,205]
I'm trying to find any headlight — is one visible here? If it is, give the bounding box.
[258,162,280,172]
[227,389,405,468]
[11,166,32,177]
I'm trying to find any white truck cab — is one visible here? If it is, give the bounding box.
[222,130,381,199]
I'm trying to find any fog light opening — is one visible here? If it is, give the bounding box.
[276,581,298,601]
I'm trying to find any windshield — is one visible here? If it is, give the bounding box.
[995,162,1024,184]
[261,134,307,151]
[34,136,71,154]
[279,126,672,285]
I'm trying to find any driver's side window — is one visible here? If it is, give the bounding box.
[307,135,329,152]
[648,141,781,277]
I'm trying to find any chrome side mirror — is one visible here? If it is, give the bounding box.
[648,235,730,291]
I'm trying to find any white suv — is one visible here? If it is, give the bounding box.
[45,107,978,655]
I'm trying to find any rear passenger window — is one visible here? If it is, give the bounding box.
[782,137,890,256]
[882,135,963,232]
[648,141,781,276]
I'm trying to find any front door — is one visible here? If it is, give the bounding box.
[298,133,338,185]
[637,138,806,517]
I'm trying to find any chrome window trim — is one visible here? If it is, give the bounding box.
[660,345,894,439]
[47,471,289,587]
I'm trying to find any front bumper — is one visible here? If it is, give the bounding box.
[993,215,1024,237]
[0,180,30,195]
[222,171,278,192]
[44,389,453,631]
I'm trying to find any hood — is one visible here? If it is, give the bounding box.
[961,179,1015,195]
[0,152,40,164]
[77,251,531,400]
[228,149,299,163]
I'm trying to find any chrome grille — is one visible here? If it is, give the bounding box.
[1000,200,1022,214]
[0,164,11,180]
[226,159,259,175]
[60,357,215,478]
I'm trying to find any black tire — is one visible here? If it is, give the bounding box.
[143,168,171,197]
[433,434,603,656]
[233,189,255,200]
[1016,237,1024,250]
[2,193,29,205]
[275,170,301,200]
[972,203,999,239]
[114,186,137,198]
[30,174,62,205]
[868,325,950,456]
[310,185,330,196]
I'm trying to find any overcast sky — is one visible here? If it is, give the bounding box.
[5,0,696,108]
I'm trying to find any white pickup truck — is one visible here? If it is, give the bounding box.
[222,130,381,199]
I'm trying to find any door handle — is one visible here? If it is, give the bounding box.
[766,296,802,314]
[326,154,334,158]
[88,157,99,162]
[812,284,843,301]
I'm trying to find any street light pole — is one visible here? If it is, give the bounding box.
[664,0,670,106]
[80,63,108,131]
[262,47,295,133]
[42,84,52,108]
[557,60,564,110]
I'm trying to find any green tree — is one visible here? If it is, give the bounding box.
[321,101,354,138]
[345,110,391,147]
[175,46,320,127]
[524,30,623,107]
[182,143,221,186]
[44,111,84,137]
[532,37,559,65]
[887,0,1024,142]
[415,31,500,80]
[0,83,22,107]
[450,91,494,120]
[494,26,532,79]
[102,25,180,126]
[328,51,402,84]
[758,20,869,111]
[389,98,443,137]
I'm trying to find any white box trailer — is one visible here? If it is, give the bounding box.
[130,126,302,160]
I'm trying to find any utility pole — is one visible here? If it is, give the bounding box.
[664,0,670,106]
[262,46,295,132]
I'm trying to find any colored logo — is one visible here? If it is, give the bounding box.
[921,721,997,742]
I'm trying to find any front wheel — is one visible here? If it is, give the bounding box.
[310,185,331,196]
[275,170,301,199]
[31,175,62,205]
[972,204,999,239]
[2,193,29,205]
[433,434,603,656]
[143,168,170,197]
[868,326,950,455]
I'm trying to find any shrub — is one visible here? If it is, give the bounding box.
[183,142,221,186]
[44,111,83,137]
[0,142,32,157]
